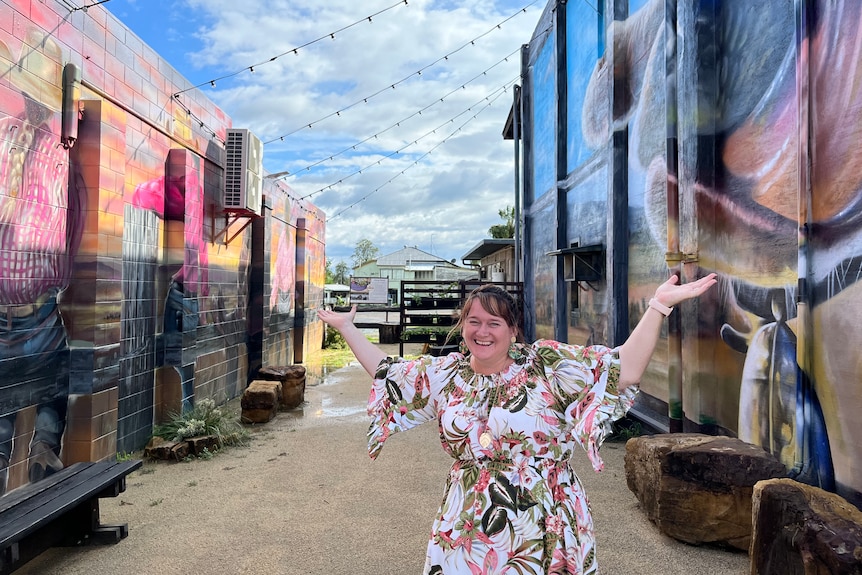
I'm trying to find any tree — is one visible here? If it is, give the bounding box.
[334,261,349,284]
[325,258,335,284]
[351,238,379,269]
[488,206,515,239]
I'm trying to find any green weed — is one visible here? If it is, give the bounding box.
[152,398,249,448]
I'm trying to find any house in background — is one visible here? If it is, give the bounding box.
[352,246,477,304]
[461,238,515,282]
[323,284,350,307]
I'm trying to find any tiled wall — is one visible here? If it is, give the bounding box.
[0,0,325,496]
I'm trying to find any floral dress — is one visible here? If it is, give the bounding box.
[367,340,639,575]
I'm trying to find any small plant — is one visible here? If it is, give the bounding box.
[116,451,134,462]
[149,498,163,507]
[152,398,249,448]
[140,467,156,475]
[609,417,644,442]
[187,480,198,487]
[401,326,451,339]
[323,325,348,349]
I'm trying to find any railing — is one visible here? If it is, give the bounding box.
[399,280,524,356]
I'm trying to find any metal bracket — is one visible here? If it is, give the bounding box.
[665,251,699,266]
[212,206,257,245]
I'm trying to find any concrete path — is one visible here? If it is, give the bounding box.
[17,355,750,575]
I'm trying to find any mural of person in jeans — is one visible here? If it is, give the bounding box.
[0,31,84,494]
[132,152,207,412]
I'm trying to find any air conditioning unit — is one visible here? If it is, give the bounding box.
[224,128,263,215]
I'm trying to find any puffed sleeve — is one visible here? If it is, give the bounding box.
[533,340,639,471]
[367,355,439,459]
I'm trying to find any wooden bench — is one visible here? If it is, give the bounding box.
[0,459,142,574]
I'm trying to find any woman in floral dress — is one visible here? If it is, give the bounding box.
[318,274,716,575]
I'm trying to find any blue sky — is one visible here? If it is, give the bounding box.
[104,0,544,265]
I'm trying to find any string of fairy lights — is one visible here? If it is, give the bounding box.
[173,1,411,97]
[60,0,112,12]
[69,1,610,227]
[163,2,544,223]
[267,47,524,183]
[169,1,539,153]
[299,77,520,201]
[262,2,540,145]
[326,79,518,222]
[74,1,556,223]
[168,1,415,147]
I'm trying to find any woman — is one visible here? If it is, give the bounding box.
[318,273,716,575]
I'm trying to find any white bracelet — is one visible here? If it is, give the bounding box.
[648,298,674,317]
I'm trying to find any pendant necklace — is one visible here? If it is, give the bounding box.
[478,372,503,449]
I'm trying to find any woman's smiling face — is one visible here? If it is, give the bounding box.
[462,301,516,374]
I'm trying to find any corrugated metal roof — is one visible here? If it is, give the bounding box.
[461,239,515,262]
[376,246,449,266]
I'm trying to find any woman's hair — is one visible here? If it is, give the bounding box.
[448,284,524,343]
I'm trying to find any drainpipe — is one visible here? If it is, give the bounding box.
[554,0,569,344]
[792,0,812,477]
[519,42,535,342]
[665,0,684,432]
[513,83,522,286]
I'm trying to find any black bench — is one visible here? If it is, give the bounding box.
[0,459,142,574]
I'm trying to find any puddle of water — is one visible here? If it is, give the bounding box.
[303,359,359,388]
[319,396,366,418]
[274,358,369,422]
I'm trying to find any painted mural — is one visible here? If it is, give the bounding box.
[0,30,78,495]
[0,2,325,497]
[267,186,297,367]
[523,0,862,505]
[270,189,296,316]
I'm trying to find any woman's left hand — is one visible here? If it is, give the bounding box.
[653,273,718,307]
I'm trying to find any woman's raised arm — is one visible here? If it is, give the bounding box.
[318,305,388,377]
[618,273,717,389]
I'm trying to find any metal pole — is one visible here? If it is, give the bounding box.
[665,0,684,432]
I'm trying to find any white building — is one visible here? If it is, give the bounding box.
[352,246,478,304]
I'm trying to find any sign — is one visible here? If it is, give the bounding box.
[349,277,389,304]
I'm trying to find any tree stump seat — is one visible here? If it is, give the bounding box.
[241,380,282,423]
[624,433,786,550]
[751,478,862,574]
[256,365,306,409]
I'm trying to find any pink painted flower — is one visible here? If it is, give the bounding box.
[475,468,491,491]
[545,514,564,536]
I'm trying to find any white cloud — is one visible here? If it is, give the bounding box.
[123,0,542,264]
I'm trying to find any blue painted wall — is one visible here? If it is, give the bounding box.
[519,0,861,506]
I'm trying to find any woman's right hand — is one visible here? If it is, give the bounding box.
[317,304,388,376]
[318,304,357,332]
